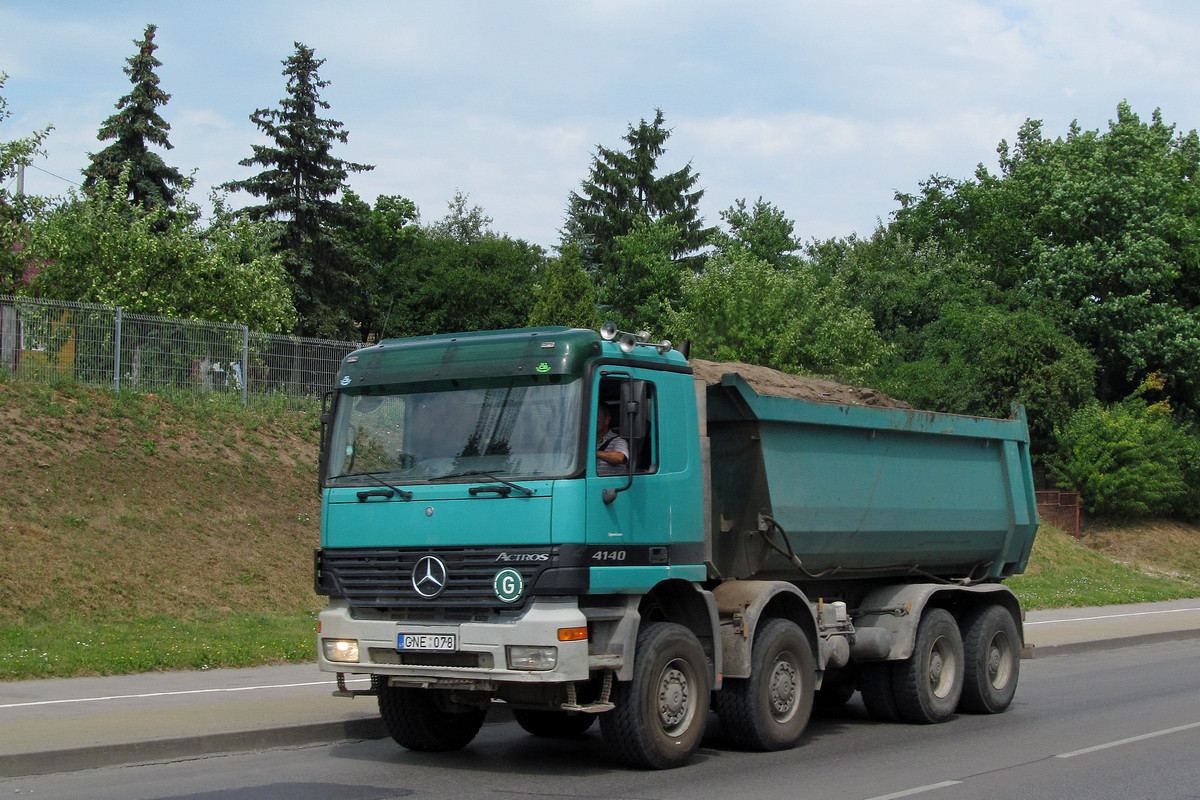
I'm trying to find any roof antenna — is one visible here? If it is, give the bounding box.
[378,298,395,343]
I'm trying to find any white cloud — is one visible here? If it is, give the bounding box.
[6,0,1200,246]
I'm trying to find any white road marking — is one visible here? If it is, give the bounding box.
[1026,607,1200,626]
[864,780,962,800]
[0,678,372,709]
[1057,721,1200,758]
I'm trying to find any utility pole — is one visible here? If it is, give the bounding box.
[15,163,23,196]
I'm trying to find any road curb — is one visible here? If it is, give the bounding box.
[2,703,518,779]
[1026,626,1200,658]
[0,717,388,779]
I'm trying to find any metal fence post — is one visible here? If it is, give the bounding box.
[113,306,122,392]
[241,325,250,406]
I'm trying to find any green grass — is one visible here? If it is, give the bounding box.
[0,612,317,680]
[1008,524,1200,609]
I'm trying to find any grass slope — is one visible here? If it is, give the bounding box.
[1,377,1198,679]
[1,379,322,679]
[1010,523,1200,609]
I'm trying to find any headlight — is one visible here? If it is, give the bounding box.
[507,645,557,671]
[322,638,360,663]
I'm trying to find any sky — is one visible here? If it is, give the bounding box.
[3,1,1200,250]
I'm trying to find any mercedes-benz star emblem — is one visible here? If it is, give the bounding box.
[411,555,448,598]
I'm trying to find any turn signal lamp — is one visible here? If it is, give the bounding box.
[558,626,588,642]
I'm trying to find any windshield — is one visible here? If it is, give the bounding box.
[326,379,583,483]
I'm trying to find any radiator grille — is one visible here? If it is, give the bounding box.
[317,546,554,614]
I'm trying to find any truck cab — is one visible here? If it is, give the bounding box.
[315,326,718,766]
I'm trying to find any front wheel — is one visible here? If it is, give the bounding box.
[892,608,964,724]
[600,622,711,769]
[377,684,488,752]
[716,619,815,751]
[959,604,1020,714]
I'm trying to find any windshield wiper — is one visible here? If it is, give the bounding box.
[430,469,534,496]
[341,470,414,501]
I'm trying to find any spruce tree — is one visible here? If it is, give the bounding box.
[82,24,184,210]
[564,109,711,272]
[222,42,373,338]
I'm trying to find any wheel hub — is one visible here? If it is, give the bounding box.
[658,666,691,731]
[987,631,1013,688]
[928,635,957,699]
[769,658,798,718]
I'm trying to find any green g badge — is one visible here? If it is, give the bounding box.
[493,568,524,603]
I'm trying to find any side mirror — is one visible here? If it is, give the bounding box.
[318,390,336,493]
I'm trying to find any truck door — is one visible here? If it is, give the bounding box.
[585,371,675,592]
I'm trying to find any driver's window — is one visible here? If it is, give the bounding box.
[595,378,657,475]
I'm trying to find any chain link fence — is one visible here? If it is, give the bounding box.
[0,295,361,404]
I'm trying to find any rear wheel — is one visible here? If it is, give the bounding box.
[600,622,711,769]
[892,608,964,724]
[377,684,488,752]
[513,708,596,737]
[959,604,1020,714]
[859,661,900,722]
[814,663,858,712]
[715,619,815,751]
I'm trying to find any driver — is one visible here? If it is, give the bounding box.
[596,403,629,476]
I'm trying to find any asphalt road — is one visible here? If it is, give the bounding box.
[3,636,1199,800]
[2,599,1199,785]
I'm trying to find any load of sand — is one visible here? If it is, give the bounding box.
[689,359,910,409]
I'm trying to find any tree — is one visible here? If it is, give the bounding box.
[890,103,1200,413]
[806,229,995,345]
[872,306,1097,452]
[1047,375,1199,518]
[563,109,712,297]
[527,243,598,329]
[28,172,295,332]
[222,42,373,338]
[668,250,888,382]
[337,191,422,341]
[377,234,542,337]
[711,197,803,270]
[1,72,53,293]
[428,190,494,244]
[82,24,184,210]
[603,218,687,332]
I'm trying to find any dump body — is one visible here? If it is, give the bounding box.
[704,372,1038,585]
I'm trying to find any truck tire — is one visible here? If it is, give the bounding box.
[892,608,964,724]
[715,618,815,751]
[513,708,596,738]
[814,663,858,712]
[958,604,1020,714]
[377,684,487,752]
[600,622,711,769]
[858,662,900,722]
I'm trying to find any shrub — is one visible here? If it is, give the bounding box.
[1048,375,1196,518]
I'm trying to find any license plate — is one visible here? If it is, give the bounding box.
[397,633,457,651]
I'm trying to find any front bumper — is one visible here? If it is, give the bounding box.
[317,597,591,686]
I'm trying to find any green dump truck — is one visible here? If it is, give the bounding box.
[315,325,1039,769]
